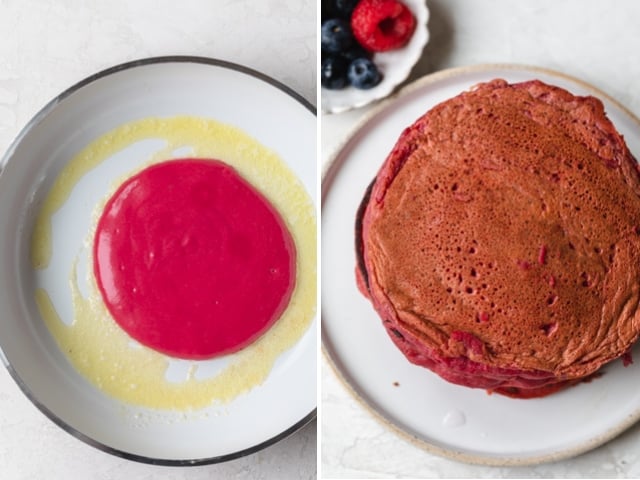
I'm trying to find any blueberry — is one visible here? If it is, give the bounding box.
[321,0,331,21]
[340,44,372,62]
[333,0,359,17]
[321,55,350,90]
[321,18,353,54]
[323,0,358,19]
[348,57,382,89]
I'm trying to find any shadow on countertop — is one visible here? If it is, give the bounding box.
[404,0,455,86]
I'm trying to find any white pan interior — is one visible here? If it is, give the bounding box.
[0,57,316,463]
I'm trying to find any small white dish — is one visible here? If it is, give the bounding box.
[321,0,430,114]
[322,64,640,465]
[0,56,317,465]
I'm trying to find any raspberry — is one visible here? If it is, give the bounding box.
[351,0,416,52]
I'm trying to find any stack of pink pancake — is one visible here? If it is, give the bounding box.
[356,79,640,398]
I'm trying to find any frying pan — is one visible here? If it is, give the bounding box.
[0,56,317,465]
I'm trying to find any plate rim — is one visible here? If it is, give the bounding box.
[321,62,640,467]
[0,55,317,466]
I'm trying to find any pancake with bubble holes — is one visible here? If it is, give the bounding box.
[356,79,640,398]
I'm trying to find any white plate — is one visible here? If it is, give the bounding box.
[321,0,430,114]
[322,64,640,465]
[0,56,317,465]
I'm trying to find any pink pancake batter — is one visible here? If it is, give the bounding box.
[94,158,296,359]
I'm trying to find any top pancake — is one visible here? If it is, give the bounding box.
[361,79,640,380]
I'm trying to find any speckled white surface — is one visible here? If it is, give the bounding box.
[0,1,316,478]
[321,0,640,478]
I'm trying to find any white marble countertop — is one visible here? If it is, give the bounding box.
[321,0,640,478]
[0,1,316,479]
